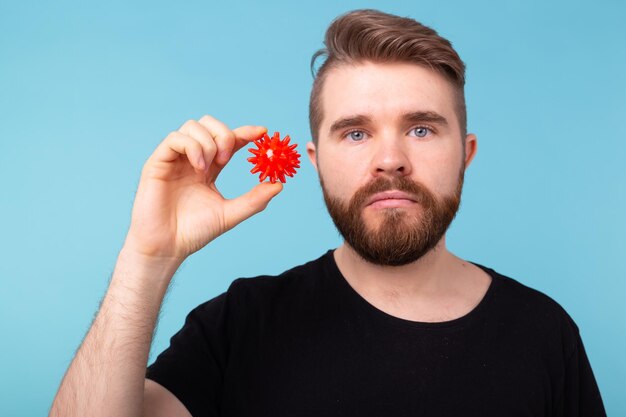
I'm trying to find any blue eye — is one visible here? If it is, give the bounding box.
[411,127,431,138]
[347,130,366,141]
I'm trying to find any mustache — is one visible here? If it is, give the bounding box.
[349,176,431,209]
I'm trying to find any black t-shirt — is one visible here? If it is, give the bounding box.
[146,250,606,417]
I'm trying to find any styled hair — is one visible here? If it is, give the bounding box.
[309,9,467,144]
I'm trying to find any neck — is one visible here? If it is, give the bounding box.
[334,235,460,301]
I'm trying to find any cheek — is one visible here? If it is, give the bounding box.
[410,145,463,193]
[433,154,464,193]
[319,164,349,196]
[317,153,358,197]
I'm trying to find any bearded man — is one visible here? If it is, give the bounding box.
[50,9,606,417]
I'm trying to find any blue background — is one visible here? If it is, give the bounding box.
[1,0,624,415]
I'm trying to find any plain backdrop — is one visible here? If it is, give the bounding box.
[1,0,624,415]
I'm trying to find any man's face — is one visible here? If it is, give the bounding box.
[307,61,477,266]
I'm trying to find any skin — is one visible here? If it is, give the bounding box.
[307,61,492,323]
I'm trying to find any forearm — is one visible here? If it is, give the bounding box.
[49,249,183,417]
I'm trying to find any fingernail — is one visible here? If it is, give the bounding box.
[197,156,206,170]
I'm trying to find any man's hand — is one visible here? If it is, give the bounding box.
[123,115,283,261]
[49,115,282,417]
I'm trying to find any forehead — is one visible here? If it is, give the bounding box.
[320,61,459,132]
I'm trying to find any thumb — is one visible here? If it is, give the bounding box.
[224,182,283,229]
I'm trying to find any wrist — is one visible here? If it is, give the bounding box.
[115,246,184,290]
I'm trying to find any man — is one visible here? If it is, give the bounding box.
[49,9,606,417]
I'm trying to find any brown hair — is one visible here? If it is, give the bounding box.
[309,9,467,144]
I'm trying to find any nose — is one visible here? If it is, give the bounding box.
[372,135,412,177]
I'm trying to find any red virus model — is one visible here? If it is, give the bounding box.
[247,131,301,183]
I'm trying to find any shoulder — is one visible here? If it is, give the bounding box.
[474,262,567,313]
[186,251,332,319]
[478,263,581,356]
[220,250,333,309]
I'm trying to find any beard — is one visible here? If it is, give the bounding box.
[320,166,465,267]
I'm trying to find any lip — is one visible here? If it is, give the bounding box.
[365,190,418,208]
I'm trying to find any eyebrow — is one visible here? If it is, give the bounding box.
[329,111,449,135]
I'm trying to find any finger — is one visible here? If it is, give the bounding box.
[207,125,268,182]
[150,131,208,173]
[223,182,283,230]
[197,115,236,166]
[232,125,269,155]
[179,119,218,172]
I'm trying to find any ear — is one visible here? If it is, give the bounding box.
[306,141,318,173]
[464,133,478,169]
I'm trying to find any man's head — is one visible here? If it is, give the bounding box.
[306,9,477,267]
[309,9,467,145]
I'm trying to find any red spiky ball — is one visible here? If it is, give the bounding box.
[247,131,301,183]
